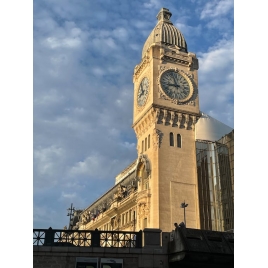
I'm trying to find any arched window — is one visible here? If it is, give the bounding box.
[170,132,174,146]
[148,135,150,149]
[177,134,182,148]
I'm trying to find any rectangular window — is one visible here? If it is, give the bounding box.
[142,140,144,153]
[145,137,147,151]
[177,134,181,148]
[126,212,128,223]
[148,135,150,149]
[170,133,174,146]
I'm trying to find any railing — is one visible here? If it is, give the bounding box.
[33,227,142,248]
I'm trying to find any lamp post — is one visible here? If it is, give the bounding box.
[180,201,188,227]
[67,203,75,230]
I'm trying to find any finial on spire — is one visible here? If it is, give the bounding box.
[157,8,172,24]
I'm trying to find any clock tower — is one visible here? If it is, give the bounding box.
[132,8,201,231]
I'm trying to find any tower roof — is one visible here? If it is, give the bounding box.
[142,8,188,58]
[195,112,233,142]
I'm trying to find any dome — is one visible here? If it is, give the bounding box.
[195,112,233,142]
[142,8,188,58]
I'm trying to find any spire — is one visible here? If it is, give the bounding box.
[156,7,173,24]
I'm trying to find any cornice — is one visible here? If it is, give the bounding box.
[133,105,201,138]
[159,46,199,71]
[133,56,151,82]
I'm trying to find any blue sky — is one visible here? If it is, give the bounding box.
[32,0,234,229]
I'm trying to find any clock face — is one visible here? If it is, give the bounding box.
[137,77,149,107]
[160,70,192,102]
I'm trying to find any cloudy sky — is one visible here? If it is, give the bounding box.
[32,0,234,229]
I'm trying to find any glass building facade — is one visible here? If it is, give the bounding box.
[196,130,234,231]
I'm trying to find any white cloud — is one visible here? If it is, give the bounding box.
[45,36,82,49]
[92,67,105,76]
[120,141,136,150]
[200,0,233,19]
[112,27,129,41]
[69,154,103,176]
[34,145,64,177]
[129,43,140,51]
[199,39,233,73]
[198,38,234,127]
[205,17,232,31]
[60,191,77,199]
[143,0,162,9]
[174,22,202,37]
[34,88,65,106]
[91,37,118,51]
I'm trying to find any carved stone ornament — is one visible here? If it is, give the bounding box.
[177,112,182,128]
[154,108,160,124]
[138,202,147,218]
[191,115,197,131]
[184,114,189,129]
[137,202,149,227]
[159,45,199,71]
[113,184,127,201]
[133,56,150,82]
[133,108,157,138]
[153,128,163,150]
[162,109,168,124]
[170,111,175,125]
[135,154,151,177]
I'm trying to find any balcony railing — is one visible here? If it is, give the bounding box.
[33,227,142,248]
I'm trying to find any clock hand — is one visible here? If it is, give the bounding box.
[167,83,181,89]
[139,88,144,96]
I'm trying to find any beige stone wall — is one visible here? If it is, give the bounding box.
[157,125,200,230]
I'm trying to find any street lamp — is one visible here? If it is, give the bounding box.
[67,203,75,230]
[180,201,188,227]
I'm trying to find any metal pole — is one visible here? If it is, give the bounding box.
[184,204,186,227]
[69,203,73,223]
[180,200,188,228]
[67,203,75,230]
